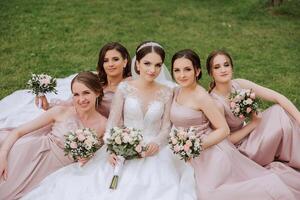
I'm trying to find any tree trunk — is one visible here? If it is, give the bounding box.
[271,0,284,6]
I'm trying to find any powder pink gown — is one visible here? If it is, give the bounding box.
[0,114,84,200]
[98,90,114,118]
[170,88,300,200]
[210,80,300,169]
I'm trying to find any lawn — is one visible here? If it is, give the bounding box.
[1,0,299,108]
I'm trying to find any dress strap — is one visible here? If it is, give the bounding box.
[231,80,241,91]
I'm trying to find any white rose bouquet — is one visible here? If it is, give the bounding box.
[105,126,146,189]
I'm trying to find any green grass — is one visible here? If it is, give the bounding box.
[1,0,300,108]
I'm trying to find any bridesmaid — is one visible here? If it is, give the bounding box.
[206,50,300,169]
[37,42,131,118]
[0,72,107,199]
[170,49,300,199]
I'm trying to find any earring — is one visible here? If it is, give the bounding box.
[95,97,99,109]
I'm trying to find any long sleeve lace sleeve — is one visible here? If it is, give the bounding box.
[151,87,173,147]
[103,83,125,140]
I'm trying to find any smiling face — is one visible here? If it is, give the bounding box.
[210,54,233,84]
[172,57,200,87]
[103,49,127,78]
[72,81,99,112]
[136,52,163,82]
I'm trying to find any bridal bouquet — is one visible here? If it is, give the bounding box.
[105,126,146,189]
[27,73,57,108]
[169,126,202,162]
[64,128,101,165]
[229,89,259,119]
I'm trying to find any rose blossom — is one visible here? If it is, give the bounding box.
[77,133,86,142]
[174,144,181,153]
[230,102,236,109]
[114,136,122,145]
[84,140,92,150]
[246,107,252,113]
[183,144,190,152]
[135,145,142,153]
[246,98,253,105]
[234,107,240,113]
[171,138,178,145]
[186,140,192,147]
[178,130,187,140]
[40,78,50,85]
[70,142,78,149]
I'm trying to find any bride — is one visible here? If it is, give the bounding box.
[22,41,197,200]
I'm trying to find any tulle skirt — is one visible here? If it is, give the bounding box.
[22,145,197,200]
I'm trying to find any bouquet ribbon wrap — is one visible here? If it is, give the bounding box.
[109,156,125,189]
[37,92,45,109]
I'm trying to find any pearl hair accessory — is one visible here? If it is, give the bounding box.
[137,42,163,52]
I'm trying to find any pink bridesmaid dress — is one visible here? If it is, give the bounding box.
[210,80,300,169]
[0,114,83,199]
[98,89,114,118]
[170,88,300,200]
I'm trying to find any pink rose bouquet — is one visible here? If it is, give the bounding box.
[27,73,57,95]
[27,73,57,108]
[229,89,259,120]
[105,126,146,189]
[64,128,101,163]
[169,126,202,162]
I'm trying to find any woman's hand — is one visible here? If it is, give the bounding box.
[144,142,159,157]
[35,96,49,110]
[108,153,118,167]
[77,157,91,167]
[251,112,262,126]
[0,153,8,181]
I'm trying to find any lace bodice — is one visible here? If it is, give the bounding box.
[105,81,173,146]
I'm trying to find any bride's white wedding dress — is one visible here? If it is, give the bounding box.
[22,81,197,200]
[0,74,75,128]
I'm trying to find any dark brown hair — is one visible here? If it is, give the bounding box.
[97,42,131,85]
[134,41,165,74]
[171,49,202,80]
[71,71,104,108]
[206,50,233,93]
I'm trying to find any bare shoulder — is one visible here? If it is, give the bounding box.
[194,85,210,100]
[234,78,254,86]
[194,86,217,110]
[124,76,133,81]
[48,105,69,115]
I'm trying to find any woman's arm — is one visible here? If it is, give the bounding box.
[228,113,261,144]
[0,106,63,179]
[213,98,260,144]
[35,96,72,111]
[236,79,300,124]
[198,92,230,149]
[0,106,62,155]
[105,83,125,166]
[104,84,125,138]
